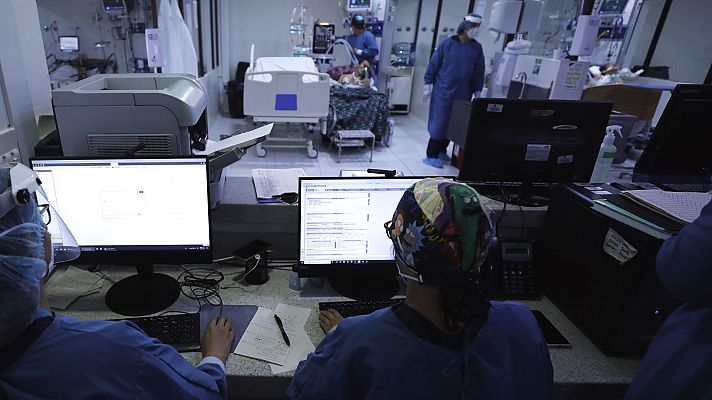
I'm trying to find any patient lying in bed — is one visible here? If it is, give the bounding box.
[337,60,372,88]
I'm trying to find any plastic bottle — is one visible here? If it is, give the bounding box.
[589,125,622,183]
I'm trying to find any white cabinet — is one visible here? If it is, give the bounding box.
[386,67,414,114]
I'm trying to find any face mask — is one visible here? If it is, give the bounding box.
[467,27,480,40]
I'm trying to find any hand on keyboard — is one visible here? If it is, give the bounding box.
[319,309,344,333]
[202,317,235,364]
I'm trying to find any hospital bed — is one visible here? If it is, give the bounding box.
[244,47,330,158]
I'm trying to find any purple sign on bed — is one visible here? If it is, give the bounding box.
[275,94,298,111]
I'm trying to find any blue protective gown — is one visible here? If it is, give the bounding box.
[345,31,379,65]
[287,301,552,399]
[0,309,226,399]
[624,200,712,399]
[425,36,485,140]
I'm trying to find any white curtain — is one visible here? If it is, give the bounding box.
[158,0,199,77]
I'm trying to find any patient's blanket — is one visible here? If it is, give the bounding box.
[328,86,389,141]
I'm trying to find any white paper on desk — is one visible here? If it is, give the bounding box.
[270,329,315,374]
[274,303,311,331]
[252,168,306,199]
[234,307,290,365]
[269,303,314,374]
[193,124,273,155]
[45,266,103,310]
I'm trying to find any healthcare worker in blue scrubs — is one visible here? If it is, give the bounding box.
[0,163,234,400]
[345,14,379,66]
[423,13,486,168]
[624,198,712,399]
[287,178,552,399]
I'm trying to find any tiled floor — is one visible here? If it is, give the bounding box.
[210,114,460,177]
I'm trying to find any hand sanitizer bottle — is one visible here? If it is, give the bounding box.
[590,125,622,183]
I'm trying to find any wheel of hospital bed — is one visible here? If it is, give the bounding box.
[308,148,319,158]
[255,143,267,157]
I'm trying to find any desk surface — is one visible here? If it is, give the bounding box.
[621,77,681,91]
[55,266,640,389]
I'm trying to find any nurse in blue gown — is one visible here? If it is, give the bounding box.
[625,198,712,399]
[287,178,553,399]
[345,14,379,66]
[423,13,486,168]
[0,164,235,400]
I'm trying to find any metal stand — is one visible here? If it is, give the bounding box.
[329,130,375,163]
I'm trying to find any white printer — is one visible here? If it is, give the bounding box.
[52,74,266,207]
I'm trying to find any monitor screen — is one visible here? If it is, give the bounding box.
[348,0,371,9]
[30,157,211,265]
[297,177,422,276]
[59,36,79,52]
[633,84,712,184]
[459,99,613,184]
[598,0,628,14]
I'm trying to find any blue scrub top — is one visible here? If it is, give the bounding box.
[346,31,379,65]
[625,200,712,399]
[0,310,226,400]
[287,301,552,399]
[424,36,485,140]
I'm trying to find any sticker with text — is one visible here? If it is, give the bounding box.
[603,228,638,265]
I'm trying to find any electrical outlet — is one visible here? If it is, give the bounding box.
[0,148,20,164]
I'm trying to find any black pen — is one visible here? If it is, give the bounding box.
[274,314,290,346]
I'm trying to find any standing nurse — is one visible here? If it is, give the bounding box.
[345,14,379,66]
[423,13,485,168]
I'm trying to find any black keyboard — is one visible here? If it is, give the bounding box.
[319,298,405,318]
[115,313,201,352]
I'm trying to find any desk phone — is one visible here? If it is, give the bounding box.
[490,240,540,299]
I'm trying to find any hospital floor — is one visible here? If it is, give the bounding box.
[211,114,460,177]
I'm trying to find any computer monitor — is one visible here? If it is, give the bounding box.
[458,98,613,205]
[297,177,425,299]
[59,36,79,52]
[633,84,712,185]
[30,157,212,316]
[347,0,371,12]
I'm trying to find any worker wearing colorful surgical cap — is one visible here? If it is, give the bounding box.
[625,198,712,399]
[0,164,233,400]
[422,13,486,168]
[287,178,552,399]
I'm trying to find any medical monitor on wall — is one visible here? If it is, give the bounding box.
[458,99,612,205]
[296,177,425,299]
[347,0,372,12]
[31,157,212,316]
[59,36,79,52]
[633,84,712,185]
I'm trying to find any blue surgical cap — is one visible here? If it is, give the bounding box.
[457,13,483,34]
[0,167,47,347]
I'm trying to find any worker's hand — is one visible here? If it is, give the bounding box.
[355,48,363,56]
[202,316,235,364]
[422,84,433,103]
[319,309,344,333]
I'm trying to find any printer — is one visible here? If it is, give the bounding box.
[539,183,681,356]
[52,74,264,208]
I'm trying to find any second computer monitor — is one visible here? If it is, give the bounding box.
[458,99,613,184]
[297,177,422,276]
[633,84,712,184]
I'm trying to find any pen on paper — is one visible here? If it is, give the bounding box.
[274,314,291,346]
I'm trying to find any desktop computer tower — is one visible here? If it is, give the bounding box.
[539,184,680,356]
